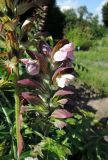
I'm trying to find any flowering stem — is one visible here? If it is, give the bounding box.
[14,59,20,159]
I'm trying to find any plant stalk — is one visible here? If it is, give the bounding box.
[14,59,20,160]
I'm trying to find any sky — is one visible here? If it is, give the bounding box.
[57,0,108,21]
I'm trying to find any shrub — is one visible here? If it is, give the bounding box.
[65,25,92,50]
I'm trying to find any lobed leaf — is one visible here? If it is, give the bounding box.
[39,137,72,159]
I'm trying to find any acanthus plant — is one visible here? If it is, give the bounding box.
[0,0,75,160]
[18,39,75,160]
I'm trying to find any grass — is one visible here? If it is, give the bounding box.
[74,36,108,96]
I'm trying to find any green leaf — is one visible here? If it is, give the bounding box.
[34,105,49,115]
[32,137,71,159]
[28,104,49,115]
[34,131,44,139]
[66,118,76,125]
[0,40,6,49]
[0,0,6,12]
[20,150,32,160]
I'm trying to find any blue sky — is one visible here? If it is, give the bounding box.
[57,0,108,14]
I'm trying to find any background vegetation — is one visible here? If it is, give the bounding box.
[42,0,108,96]
[75,34,108,96]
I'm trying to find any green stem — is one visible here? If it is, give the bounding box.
[14,59,20,160]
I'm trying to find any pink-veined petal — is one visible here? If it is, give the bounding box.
[26,60,40,75]
[20,58,29,64]
[60,43,73,52]
[20,58,40,75]
[53,43,74,62]
[67,51,74,60]
[51,39,69,58]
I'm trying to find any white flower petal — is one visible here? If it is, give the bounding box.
[56,74,75,88]
[22,19,31,29]
[56,77,66,88]
[53,43,74,62]
[53,50,67,62]
[26,60,40,76]
[60,43,73,52]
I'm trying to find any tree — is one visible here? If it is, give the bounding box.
[86,12,93,21]
[90,15,105,39]
[63,8,77,28]
[102,2,108,27]
[77,6,88,20]
[43,0,65,39]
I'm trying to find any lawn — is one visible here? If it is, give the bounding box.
[74,36,108,96]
